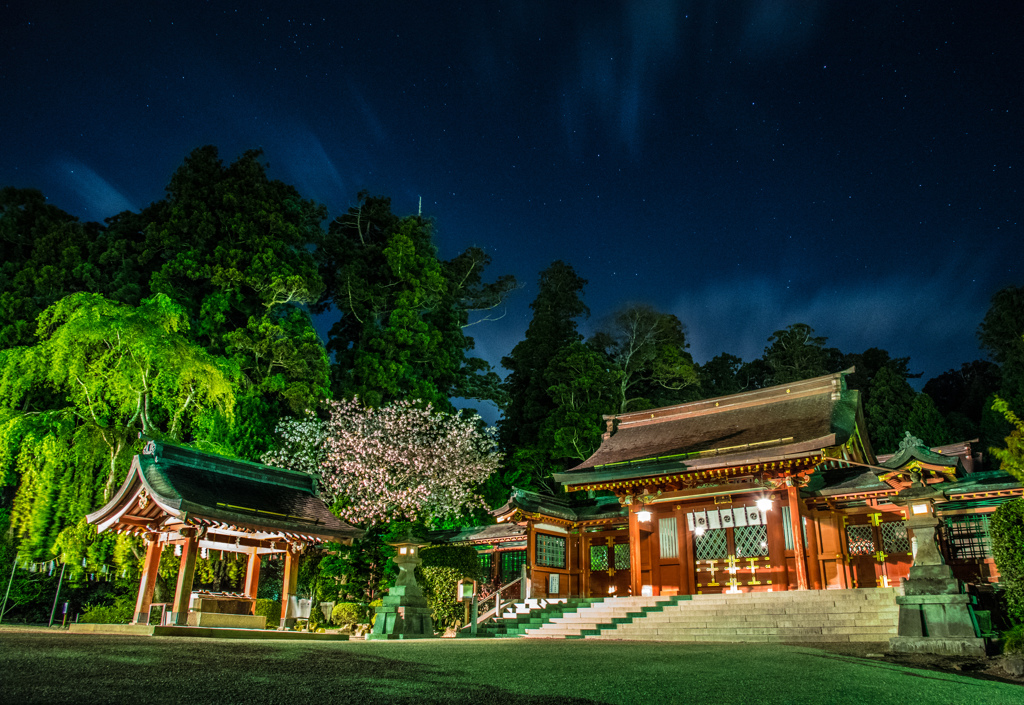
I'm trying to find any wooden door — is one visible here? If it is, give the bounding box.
[844,514,912,587]
[693,526,775,593]
[587,535,631,597]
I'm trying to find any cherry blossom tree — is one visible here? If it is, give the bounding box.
[264,398,501,525]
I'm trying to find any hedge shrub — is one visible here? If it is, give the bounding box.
[418,544,483,630]
[79,595,134,624]
[254,598,281,628]
[991,497,1024,624]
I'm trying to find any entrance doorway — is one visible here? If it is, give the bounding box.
[587,535,631,596]
[845,513,912,588]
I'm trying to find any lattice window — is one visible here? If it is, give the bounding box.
[500,550,527,578]
[536,533,566,568]
[614,543,631,570]
[880,521,910,554]
[945,515,993,559]
[659,516,679,558]
[846,525,875,556]
[735,524,769,557]
[590,545,609,571]
[694,528,728,560]
[478,552,493,572]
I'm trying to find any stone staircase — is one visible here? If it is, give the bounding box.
[477,597,607,638]
[507,588,900,643]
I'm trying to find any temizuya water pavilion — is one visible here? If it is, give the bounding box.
[86,439,362,630]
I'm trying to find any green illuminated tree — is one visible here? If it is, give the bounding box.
[990,397,1024,482]
[541,342,620,462]
[0,293,237,560]
[137,146,330,457]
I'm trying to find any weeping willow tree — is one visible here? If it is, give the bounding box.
[0,292,239,568]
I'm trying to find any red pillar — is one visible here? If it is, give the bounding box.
[581,535,591,598]
[628,507,642,596]
[525,522,535,599]
[676,505,694,595]
[244,548,261,600]
[787,484,809,590]
[133,535,163,624]
[279,547,301,628]
[170,529,199,626]
[804,508,823,590]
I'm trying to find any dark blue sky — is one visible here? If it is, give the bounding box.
[2,2,1021,419]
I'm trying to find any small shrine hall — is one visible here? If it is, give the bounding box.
[435,369,1020,600]
[87,439,362,628]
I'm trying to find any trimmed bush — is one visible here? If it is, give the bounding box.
[254,598,281,628]
[331,602,369,628]
[418,544,483,630]
[991,497,1024,624]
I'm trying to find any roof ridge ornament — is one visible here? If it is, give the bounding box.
[899,431,925,451]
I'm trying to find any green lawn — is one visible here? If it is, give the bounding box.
[0,630,1019,705]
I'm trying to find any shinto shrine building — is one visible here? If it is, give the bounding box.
[435,369,1020,601]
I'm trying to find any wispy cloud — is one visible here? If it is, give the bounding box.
[271,126,347,207]
[563,0,682,155]
[672,270,991,382]
[52,158,135,218]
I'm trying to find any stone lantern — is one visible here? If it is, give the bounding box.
[889,467,986,657]
[365,530,436,640]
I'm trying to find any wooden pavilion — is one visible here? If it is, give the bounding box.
[433,369,1020,601]
[87,439,362,628]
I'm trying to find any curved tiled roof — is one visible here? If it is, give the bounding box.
[87,440,363,544]
[556,370,862,488]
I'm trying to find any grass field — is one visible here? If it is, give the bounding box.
[1,628,1020,705]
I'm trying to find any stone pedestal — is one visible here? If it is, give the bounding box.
[366,585,435,640]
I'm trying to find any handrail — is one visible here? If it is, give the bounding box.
[470,577,521,625]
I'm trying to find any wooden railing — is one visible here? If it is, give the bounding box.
[473,576,521,625]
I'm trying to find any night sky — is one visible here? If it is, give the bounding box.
[3,2,1022,420]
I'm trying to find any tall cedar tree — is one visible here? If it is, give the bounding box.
[865,366,918,454]
[497,261,589,493]
[762,323,845,386]
[499,261,589,451]
[315,193,513,409]
[139,146,330,458]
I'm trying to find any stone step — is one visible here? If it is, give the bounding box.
[494,589,899,642]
